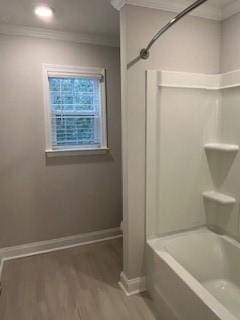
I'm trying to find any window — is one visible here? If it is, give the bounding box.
[43,65,108,156]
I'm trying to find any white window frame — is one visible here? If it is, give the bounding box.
[42,64,108,157]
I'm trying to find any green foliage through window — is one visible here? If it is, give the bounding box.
[49,77,101,148]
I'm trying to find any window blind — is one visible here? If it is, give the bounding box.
[49,77,101,149]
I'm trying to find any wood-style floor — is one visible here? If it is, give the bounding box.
[0,238,158,320]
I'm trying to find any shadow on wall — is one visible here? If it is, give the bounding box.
[45,153,114,166]
[204,199,235,234]
[205,149,238,188]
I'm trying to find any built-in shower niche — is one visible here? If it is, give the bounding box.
[203,141,239,236]
[204,143,239,188]
[203,196,236,236]
[203,190,236,233]
[203,142,240,236]
[203,190,236,205]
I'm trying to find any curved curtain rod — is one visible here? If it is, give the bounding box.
[140,0,209,60]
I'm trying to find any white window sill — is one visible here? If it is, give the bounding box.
[45,147,110,157]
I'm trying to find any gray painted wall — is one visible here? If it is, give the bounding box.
[120,4,221,279]
[0,34,121,247]
[221,12,240,72]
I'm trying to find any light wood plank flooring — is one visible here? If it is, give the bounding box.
[0,238,159,320]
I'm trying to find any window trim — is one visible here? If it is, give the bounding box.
[42,64,108,156]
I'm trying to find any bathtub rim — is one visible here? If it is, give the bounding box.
[147,228,239,320]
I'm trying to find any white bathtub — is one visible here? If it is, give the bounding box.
[146,228,240,320]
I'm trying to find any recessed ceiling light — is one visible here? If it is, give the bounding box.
[34,5,53,18]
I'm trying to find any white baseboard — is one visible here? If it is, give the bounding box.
[0,227,121,265]
[118,271,146,296]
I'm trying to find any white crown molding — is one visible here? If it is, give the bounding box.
[130,0,222,20]
[111,0,240,21]
[155,69,240,90]
[119,272,146,296]
[0,23,120,48]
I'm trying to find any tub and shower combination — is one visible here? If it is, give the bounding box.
[145,70,240,319]
[143,1,240,319]
[145,68,240,319]
[147,228,240,320]
[145,65,240,319]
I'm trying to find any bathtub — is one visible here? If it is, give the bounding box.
[146,228,240,320]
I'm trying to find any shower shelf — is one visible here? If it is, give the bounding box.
[204,143,239,152]
[203,191,236,205]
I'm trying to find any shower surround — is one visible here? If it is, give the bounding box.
[146,68,240,319]
[116,1,240,306]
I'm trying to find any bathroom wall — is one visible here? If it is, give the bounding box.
[207,86,240,239]
[147,86,219,237]
[120,4,221,279]
[209,12,240,239]
[221,12,240,72]
[0,34,121,247]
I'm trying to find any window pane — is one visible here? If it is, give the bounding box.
[49,76,101,149]
[52,115,99,146]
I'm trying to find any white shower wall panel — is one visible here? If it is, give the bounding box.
[146,71,220,238]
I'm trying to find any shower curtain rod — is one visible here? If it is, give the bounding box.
[140,0,209,60]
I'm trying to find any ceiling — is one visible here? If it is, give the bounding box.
[0,0,119,37]
[112,0,240,20]
[0,0,238,41]
[168,0,237,9]
[209,0,236,7]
